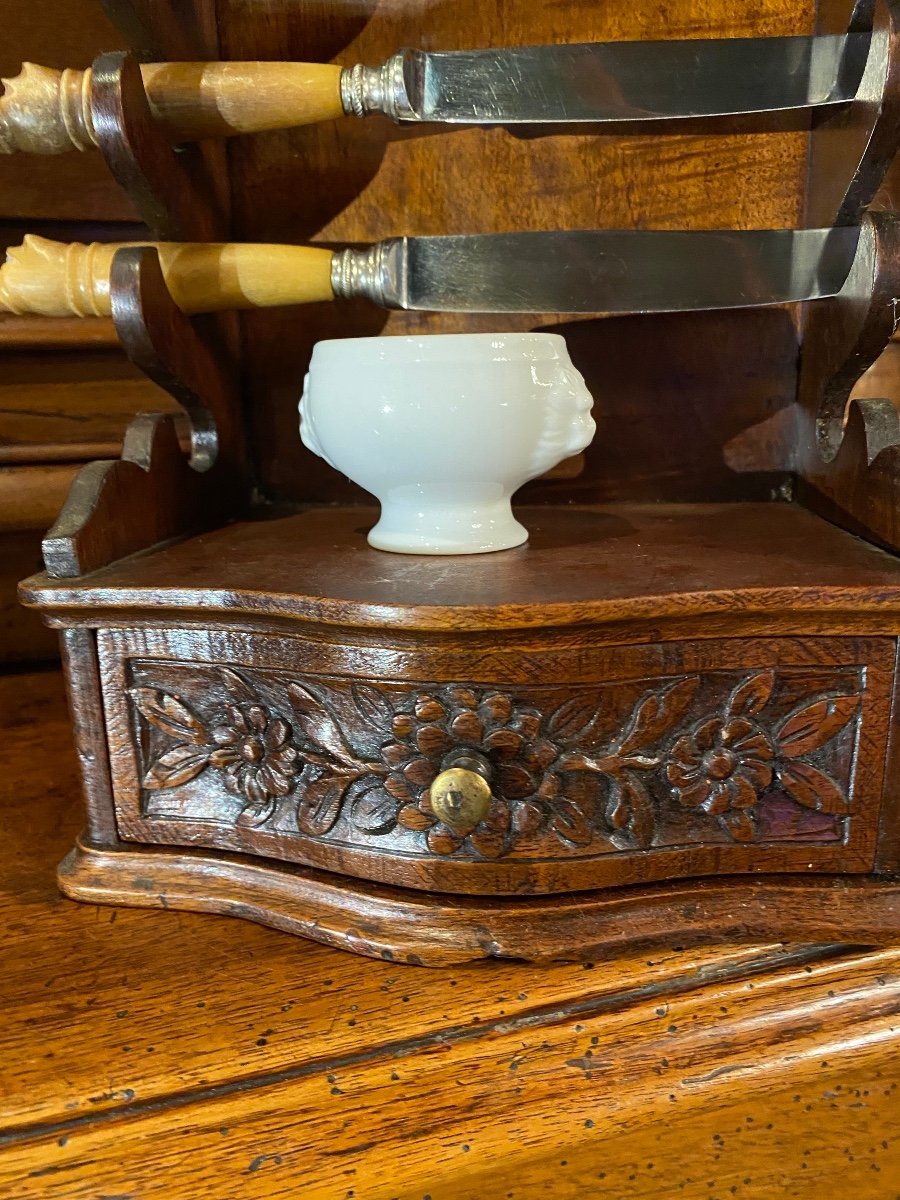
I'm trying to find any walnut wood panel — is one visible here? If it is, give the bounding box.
[0,465,79,662]
[0,348,178,465]
[95,628,892,894]
[0,315,119,350]
[0,465,80,531]
[214,0,816,504]
[101,0,220,62]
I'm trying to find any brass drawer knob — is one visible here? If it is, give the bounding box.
[429,751,493,833]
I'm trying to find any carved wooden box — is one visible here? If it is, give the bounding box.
[24,502,900,963]
[16,0,900,963]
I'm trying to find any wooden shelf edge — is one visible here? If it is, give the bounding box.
[18,502,900,634]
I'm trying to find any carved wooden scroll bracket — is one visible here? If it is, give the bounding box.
[90,51,226,241]
[795,210,900,552]
[42,247,244,577]
[37,51,246,579]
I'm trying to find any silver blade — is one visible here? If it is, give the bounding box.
[378,228,860,313]
[404,33,872,123]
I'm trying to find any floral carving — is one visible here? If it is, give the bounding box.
[131,669,301,826]
[129,664,862,859]
[663,671,859,843]
[387,686,553,857]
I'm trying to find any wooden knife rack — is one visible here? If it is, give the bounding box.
[17,0,900,965]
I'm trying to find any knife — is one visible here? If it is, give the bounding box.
[0,228,861,316]
[0,31,872,153]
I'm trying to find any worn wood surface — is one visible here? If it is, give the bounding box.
[2,668,900,1197]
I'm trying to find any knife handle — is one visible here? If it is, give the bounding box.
[0,60,348,152]
[0,236,337,315]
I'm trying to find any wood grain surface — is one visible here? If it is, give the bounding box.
[0,349,176,465]
[2,668,900,1196]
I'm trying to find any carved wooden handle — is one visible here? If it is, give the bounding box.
[0,236,336,315]
[0,61,345,152]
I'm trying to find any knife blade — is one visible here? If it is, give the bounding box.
[367,33,872,124]
[0,228,862,318]
[333,227,862,313]
[0,29,874,154]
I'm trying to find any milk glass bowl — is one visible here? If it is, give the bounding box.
[299,331,596,555]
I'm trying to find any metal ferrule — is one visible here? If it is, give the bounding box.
[330,240,407,309]
[339,52,417,120]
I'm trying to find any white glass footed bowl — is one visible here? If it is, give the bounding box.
[299,331,596,555]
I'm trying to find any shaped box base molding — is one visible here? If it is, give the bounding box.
[60,840,900,967]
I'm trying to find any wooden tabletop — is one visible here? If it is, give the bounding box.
[2,667,900,1198]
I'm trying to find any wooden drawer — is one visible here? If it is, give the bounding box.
[96,627,895,895]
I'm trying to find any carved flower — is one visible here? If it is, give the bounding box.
[208,702,299,818]
[381,686,558,856]
[666,716,774,840]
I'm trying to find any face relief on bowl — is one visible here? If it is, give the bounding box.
[299,332,596,555]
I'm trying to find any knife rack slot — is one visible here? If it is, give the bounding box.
[38,48,249,576]
[18,0,900,963]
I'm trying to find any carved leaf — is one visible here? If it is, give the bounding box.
[546,697,598,742]
[219,667,258,703]
[549,798,592,847]
[297,773,350,836]
[142,743,210,790]
[722,811,754,842]
[350,786,398,835]
[726,670,775,718]
[237,798,278,828]
[606,775,654,848]
[287,682,323,714]
[130,688,207,744]
[616,677,699,756]
[287,683,359,769]
[351,684,394,731]
[624,776,655,848]
[776,695,859,758]
[776,761,849,815]
[606,785,630,831]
